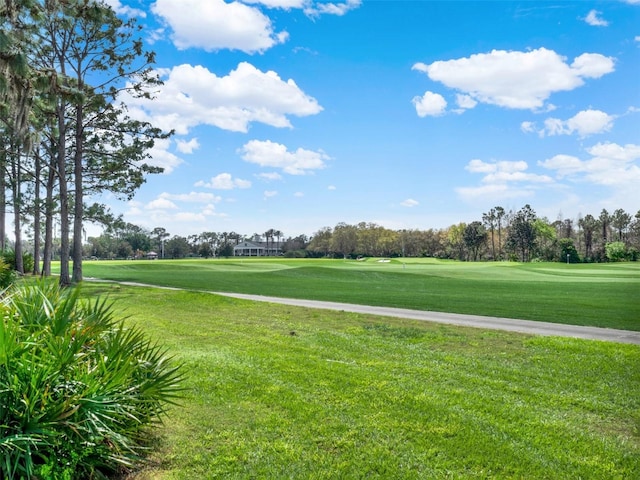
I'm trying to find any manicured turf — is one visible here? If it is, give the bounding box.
[81,258,640,330]
[81,284,640,480]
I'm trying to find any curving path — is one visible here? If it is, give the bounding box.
[213,292,640,345]
[87,280,640,345]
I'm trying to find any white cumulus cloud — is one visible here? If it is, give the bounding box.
[520,121,536,134]
[412,48,615,110]
[306,0,361,16]
[122,62,322,134]
[548,109,614,137]
[195,173,252,190]
[457,159,553,202]
[257,172,283,181]
[456,94,477,110]
[146,197,178,210]
[151,0,287,53]
[523,109,615,137]
[539,143,640,194]
[584,10,609,27]
[175,138,200,154]
[239,139,330,175]
[401,199,419,207]
[264,190,278,199]
[412,91,447,117]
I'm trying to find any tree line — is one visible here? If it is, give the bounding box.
[306,205,639,262]
[1,0,168,285]
[46,204,636,264]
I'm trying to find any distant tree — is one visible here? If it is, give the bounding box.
[495,206,506,260]
[630,210,640,252]
[507,204,537,262]
[228,231,243,245]
[116,240,134,259]
[308,227,332,257]
[561,218,574,239]
[559,238,580,263]
[611,208,631,243]
[273,230,283,251]
[165,236,190,259]
[87,234,118,259]
[378,228,399,257]
[198,242,213,258]
[463,221,487,261]
[356,222,379,256]
[199,231,219,257]
[151,227,170,257]
[605,241,627,262]
[331,222,357,259]
[599,209,611,244]
[482,208,497,259]
[283,234,308,254]
[264,229,274,256]
[123,230,151,253]
[218,241,234,258]
[579,214,598,260]
[534,218,557,261]
[447,223,466,260]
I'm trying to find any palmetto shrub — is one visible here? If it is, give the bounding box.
[0,258,16,289]
[0,250,34,276]
[0,282,183,479]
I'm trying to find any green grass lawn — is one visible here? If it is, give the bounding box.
[81,258,640,330]
[80,284,639,480]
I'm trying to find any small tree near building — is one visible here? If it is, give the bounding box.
[165,236,190,259]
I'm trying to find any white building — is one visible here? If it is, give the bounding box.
[233,241,282,257]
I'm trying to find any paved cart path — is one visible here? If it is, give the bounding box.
[214,292,640,345]
[87,280,640,345]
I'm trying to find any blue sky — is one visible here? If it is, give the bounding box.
[98,0,640,239]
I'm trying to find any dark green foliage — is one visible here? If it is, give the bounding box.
[164,236,190,259]
[507,204,537,262]
[463,221,487,261]
[0,259,16,288]
[218,242,234,257]
[1,249,33,273]
[559,238,580,263]
[0,282,184,479]
[283,249,309,258]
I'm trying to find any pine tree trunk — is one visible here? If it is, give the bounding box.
[42,156,56,277]
[32,151,41,275]
[57,104,71,287]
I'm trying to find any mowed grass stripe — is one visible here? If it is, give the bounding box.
[81,258,640,330]
[85,285,640,479]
